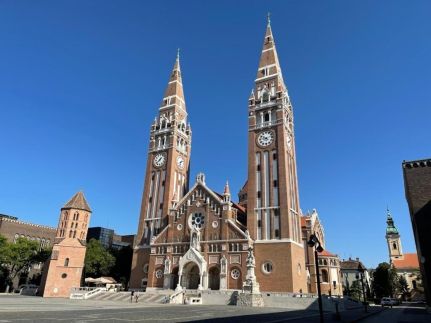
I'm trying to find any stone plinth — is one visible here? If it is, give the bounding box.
[237,292,264,307]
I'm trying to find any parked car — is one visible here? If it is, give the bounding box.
[14,284,38,294]
[381,297,400,306]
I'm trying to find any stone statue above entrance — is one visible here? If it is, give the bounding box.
[190,225,201,251]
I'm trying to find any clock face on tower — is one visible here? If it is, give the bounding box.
[257,131,274,147]
[176,156,185,170]
[153,153,166,168]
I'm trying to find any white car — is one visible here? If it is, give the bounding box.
[381,297,399,306]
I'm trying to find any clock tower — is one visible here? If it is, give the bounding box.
[130,52,191,288]
[246,18,307,292]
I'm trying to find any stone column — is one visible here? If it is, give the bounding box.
[175,274,183,291]
[198,274,203,290]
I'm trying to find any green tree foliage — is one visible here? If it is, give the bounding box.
[84,239,115,277]
[349,280,363,301]
[398,275,409,299]
[372,262,399,299]
[2,237,46,281]
[0,235,51,290]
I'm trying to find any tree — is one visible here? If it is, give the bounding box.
[349,280,363,301]
[398,275,409,300]
[84,239,115,278]
[372,262,399,299]
[0,237,51,291]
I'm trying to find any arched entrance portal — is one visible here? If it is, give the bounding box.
[182,262,200,289]
[171,267,179,289]
[208,266,220,290]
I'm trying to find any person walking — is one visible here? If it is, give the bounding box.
[130,290,134,303]
[135,291,139,303]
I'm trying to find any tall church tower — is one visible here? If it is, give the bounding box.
[246,17,307,292]
[386,209,403,260]
[130,52,192,288]
[41,191,92,297]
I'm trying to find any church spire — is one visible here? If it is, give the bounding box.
[255,16,285,88]
[386,208,399,235]
[161,50,186,111]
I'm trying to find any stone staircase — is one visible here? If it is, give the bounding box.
[89,291,172,304]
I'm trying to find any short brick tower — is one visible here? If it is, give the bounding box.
[130,51,192,288]
[245,16,307,292]
[41,191,92,297]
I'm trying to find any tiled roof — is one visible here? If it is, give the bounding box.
[320,250,337,257]
[392,253,419,270]
[62,191,92,212]
[340,259,367,271]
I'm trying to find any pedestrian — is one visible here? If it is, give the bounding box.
[130,290,134,303]
[135,291,139,303]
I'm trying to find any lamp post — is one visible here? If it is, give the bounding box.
[308,234,324,323]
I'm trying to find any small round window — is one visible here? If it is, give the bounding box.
[191,213,205,229]
[155,269,163,279]
[61,273,67,279]
[231,268,241,280]
[262,262,273,274]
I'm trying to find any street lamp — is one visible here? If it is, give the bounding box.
[308,234,324,323]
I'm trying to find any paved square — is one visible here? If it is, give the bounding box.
[0,295,320,322]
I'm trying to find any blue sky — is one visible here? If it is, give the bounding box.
[1,1,430,268]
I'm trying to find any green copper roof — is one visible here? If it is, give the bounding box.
[386,209,399,235]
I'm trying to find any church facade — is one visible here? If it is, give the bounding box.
[130,19,309,293]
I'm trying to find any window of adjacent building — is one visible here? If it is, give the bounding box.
[321,269,329,283]
[64,258,69,267]
[262,262,273,274]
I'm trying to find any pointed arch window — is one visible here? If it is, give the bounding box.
[393,242,397,250]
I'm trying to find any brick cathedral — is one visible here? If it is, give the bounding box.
[130,19,311,293]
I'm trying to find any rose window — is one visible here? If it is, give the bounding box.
[155,269,163,279]
[191,212,205,229]
[231,268,241,280]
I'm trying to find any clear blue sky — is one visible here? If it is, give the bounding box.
[1,1,430,269]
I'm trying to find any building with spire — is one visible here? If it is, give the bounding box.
[386,209,403,259]
[385,209,421,294]
[129,18,325,294]
[40,191,92,297]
